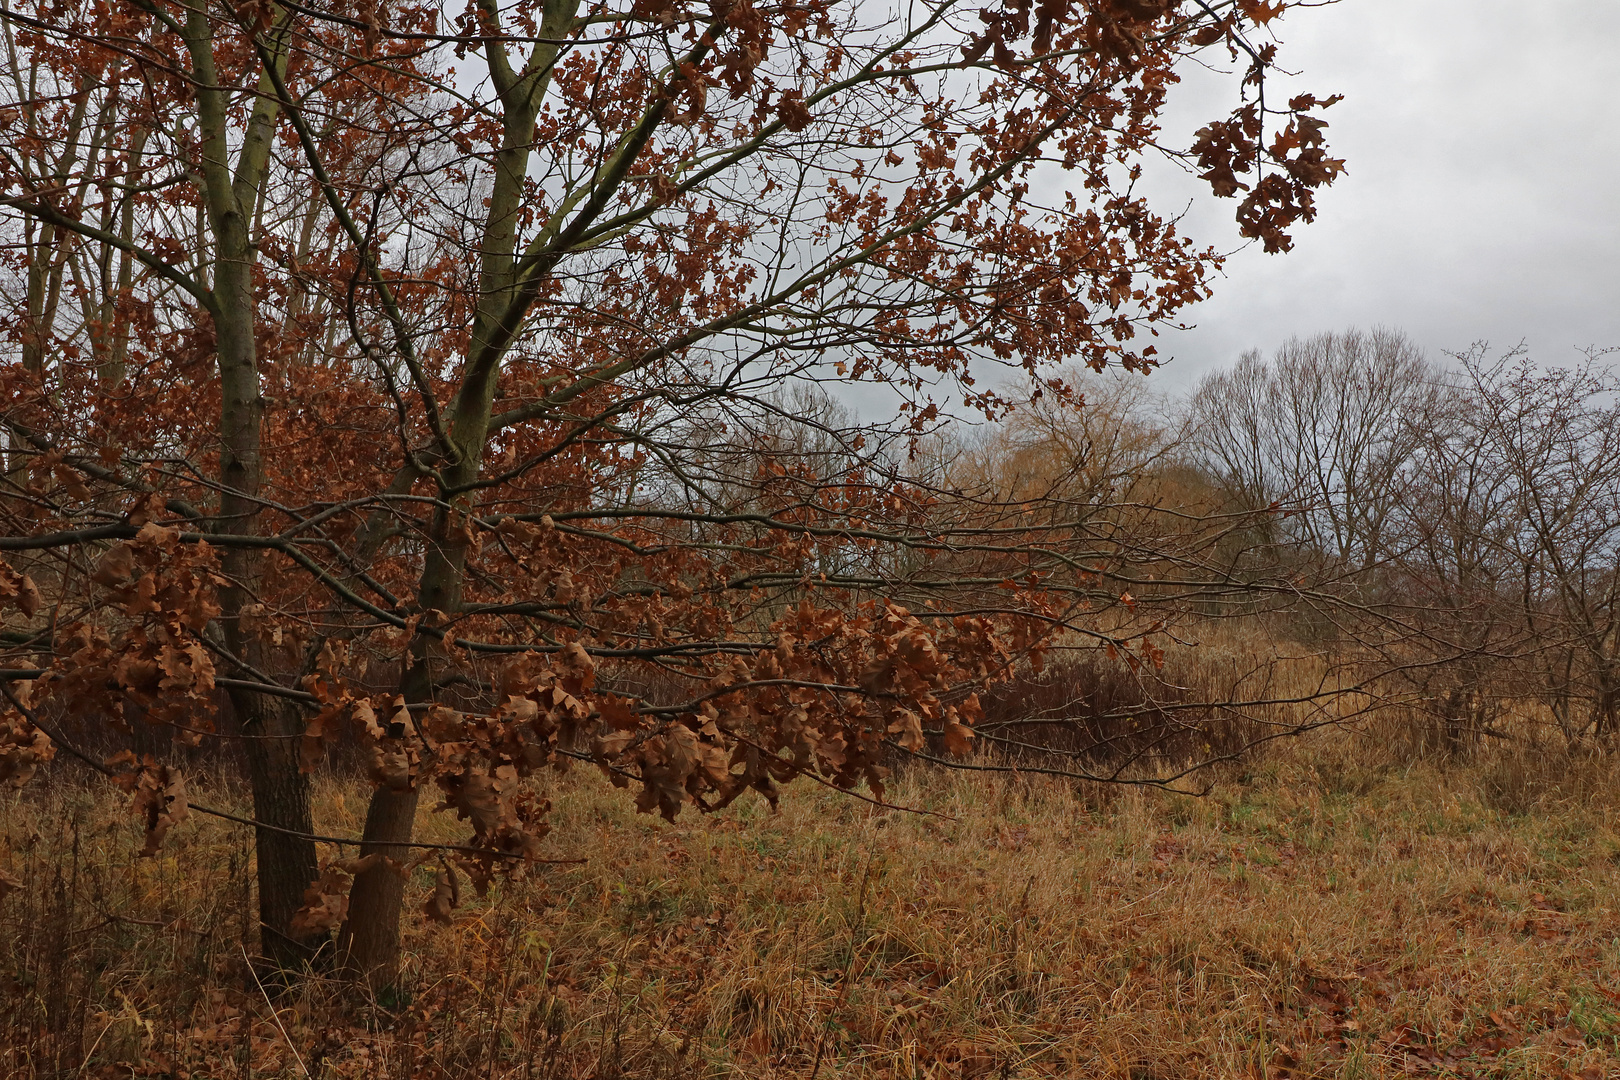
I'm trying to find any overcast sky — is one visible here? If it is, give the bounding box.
[1141,0,1620,391]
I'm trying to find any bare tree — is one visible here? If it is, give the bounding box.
[1187,328,1439,572]
[1449,350,1620,739]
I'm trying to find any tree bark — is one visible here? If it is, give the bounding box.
[338,543,465,988]
[336,0,576,986]
[186,5,319,969]
[213,212,321,967]
[234,693,321,969]
[336,785,420,988]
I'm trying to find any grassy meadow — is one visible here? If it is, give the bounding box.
[3,720,1619,1079]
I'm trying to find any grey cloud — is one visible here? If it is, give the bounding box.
[1142,0,1620,389]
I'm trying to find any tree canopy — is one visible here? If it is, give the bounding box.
[0,0,1342,980]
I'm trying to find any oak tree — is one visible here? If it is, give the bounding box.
[0,0,1342,982]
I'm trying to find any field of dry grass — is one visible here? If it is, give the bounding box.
[3,721,1619,1080]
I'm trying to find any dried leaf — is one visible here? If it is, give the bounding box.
[91,544,137,587]
[290,864,352,937]
[370,747,414,791]
[111,756,189,857]
[17,576,39,618]
[0,711,54,787]
[942,719,975,756]
[424,862,460,925]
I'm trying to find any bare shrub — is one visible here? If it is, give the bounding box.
[974,655,1259,775]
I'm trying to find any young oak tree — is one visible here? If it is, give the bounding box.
[0,0,1343,982]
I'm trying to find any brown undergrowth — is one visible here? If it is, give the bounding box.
[2,728,1619,1079]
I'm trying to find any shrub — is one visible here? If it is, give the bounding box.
[974,655,1259,775]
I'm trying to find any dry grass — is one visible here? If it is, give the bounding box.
[3,728,1620,1079]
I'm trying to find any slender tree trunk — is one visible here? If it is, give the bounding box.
[337,0,585,987]
[187,5,319,969]
[235,694,322,967]
[214,220,322,969]
[214,311,321,968]
[99,126,145,390]
[1592,669,1617,739]
[339,514,471,987]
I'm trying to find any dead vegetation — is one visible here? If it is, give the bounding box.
[4,717,1618,1079]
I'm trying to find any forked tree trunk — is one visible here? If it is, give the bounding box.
[336,0,584,987]
[334,7,569,985]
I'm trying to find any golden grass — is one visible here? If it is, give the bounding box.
[3,730,1620,1078]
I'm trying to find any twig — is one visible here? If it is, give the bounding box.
[187,802,587,863]
[1,685,585,864]
[243,943,312,1079]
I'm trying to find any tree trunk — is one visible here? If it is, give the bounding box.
[336,785,420,988]
[1592,671,1617,739]
[192,9,319,967]
[214,238,321,968]
[339,554,465,989]
[335,0,576,986]
[234,691,321,970]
